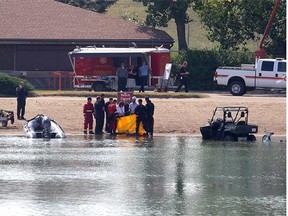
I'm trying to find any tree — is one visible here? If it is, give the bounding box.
[121,11,144,25]
[56,0,118,13]
[193,0,286,56]
[133,0,193,51]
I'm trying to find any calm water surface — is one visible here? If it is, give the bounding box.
[0,135,285,216]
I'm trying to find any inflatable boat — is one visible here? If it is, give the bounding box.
[23,114,66,138]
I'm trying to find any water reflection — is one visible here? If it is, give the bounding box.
[174,137,187,215]
[0,135,285,216]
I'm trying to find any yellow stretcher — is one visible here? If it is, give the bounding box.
[116,114,146,136]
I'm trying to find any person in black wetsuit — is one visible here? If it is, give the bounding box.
[94,94,105,135]
[145,96,154,137]
[134,99,147,136]
[16,81,28,120]
[104,97,113,132]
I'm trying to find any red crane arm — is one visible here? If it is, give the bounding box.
[255,0,281,59]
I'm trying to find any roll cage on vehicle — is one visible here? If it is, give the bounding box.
[68,46,170,91]
[210,107,249,125]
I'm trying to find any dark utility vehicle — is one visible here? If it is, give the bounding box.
[200,107,258,141]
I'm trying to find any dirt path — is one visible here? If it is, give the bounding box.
[0,93,286,137]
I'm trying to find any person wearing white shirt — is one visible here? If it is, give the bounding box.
[116,101,125,117]
[129,96,138,114]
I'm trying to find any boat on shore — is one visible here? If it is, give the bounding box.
[23,114,66,138]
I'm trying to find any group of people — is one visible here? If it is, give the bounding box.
[116,61,150,93]
[117,60,190,93]
[83,94,154,136]
[12,60,189,134]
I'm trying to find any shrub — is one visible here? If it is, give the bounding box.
[171,49,254,90]
[0,73,34,96]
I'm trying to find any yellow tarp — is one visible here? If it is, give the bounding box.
[116,114,146,135]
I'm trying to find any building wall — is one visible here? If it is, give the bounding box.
[0,45,14,70]
[0,42,172,90]
[0,41,172,72]
[0,45,74,72]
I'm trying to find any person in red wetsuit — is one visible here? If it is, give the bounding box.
[83,97,94,134]
[107,99,117,135]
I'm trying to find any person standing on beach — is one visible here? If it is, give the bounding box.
[129,96,138,114]
[134,99,147,136]
[115,101,125,117]
[145,96,154,137]
[105,97,113,132]
[94,95,105,135]
[108,99,117,135]
[138,61,150,92]
[175,61,189,93]
[16,81,28,120]
[116,62,128,92]
[83,97,94,134]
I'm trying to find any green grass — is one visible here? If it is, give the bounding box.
[107,0,258,52]
[32,90,209,99]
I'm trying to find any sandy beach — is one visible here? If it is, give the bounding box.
[0,93,286,137]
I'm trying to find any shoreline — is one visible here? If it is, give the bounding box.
[0,94,286,138]
[1,132,286,141]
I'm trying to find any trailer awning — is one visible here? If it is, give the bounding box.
[68,47,170,58]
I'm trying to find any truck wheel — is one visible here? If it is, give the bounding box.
[2,121,8,127]
[224,135,236,141]
[247,135,256,142]
[229,81,245,96]
[91,82,105,91]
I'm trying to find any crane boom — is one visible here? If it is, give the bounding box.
[254,0,281,59]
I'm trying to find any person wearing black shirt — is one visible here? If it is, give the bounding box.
[116,62,128,92]
[94,94,105,135]
[104,97,113,132]
[175,61,189,93]
[16,81,28,120]
[134,99,147,136]
[145,96,155,136]
[126,65,137,91]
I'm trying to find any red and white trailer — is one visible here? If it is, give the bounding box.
[68,46,170,91]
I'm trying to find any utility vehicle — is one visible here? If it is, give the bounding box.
[0,110,14,127]
[200,107,258,141]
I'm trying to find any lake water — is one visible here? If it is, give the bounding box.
[0,135,285,216]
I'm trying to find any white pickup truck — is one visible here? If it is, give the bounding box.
[214,58,286,96]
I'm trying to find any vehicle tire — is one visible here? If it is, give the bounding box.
[247,135,256,142]
[229,81,246,96]
[2,121,8,127]
[224,134,236,141]
[91,82,105,91]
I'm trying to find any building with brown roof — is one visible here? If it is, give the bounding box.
[0,0,174,88]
